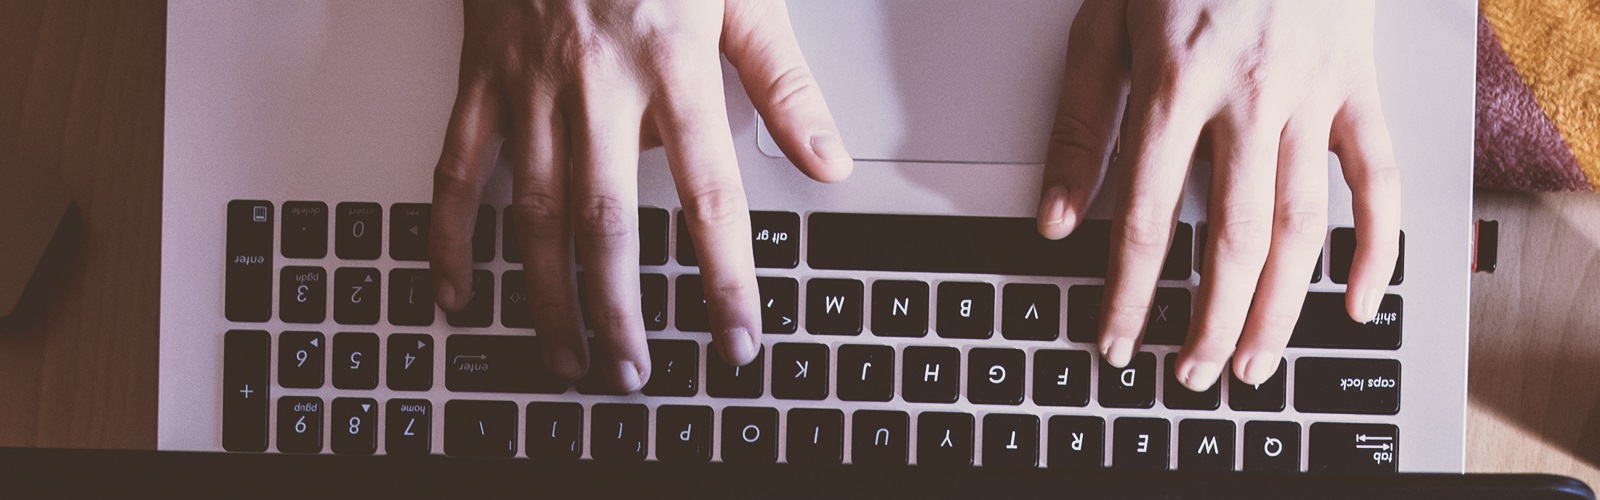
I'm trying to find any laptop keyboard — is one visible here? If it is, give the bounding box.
[220,199,1405,473]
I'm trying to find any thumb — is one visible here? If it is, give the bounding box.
[722,0,852,182]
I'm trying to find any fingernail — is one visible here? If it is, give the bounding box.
[724,327,758,365]
[1039,185,1071,227]
[1102,338,1134,368]
[809,131,850,163]
[1362,292,1383,323]
[437,280,458,309]
[1242,355,1279,385]
[614,361,645,393]
[549,347,584,381]
[1182,361,1222,392]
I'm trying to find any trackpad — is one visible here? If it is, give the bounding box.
[758,0,1080,165]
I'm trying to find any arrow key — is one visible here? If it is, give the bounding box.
[387,334,434,391]
[331,397,378,455]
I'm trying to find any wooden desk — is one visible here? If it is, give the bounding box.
[2,0,1596,485]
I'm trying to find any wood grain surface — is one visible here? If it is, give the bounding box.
[0,0,1595,487]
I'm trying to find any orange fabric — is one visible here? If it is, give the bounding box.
[1481,0,1600,190]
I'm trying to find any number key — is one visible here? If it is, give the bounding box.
[332,332,379,390]
[276,396,323,454]
[333,268,380,326]
[279,266,327,324]
[278,331,325,389]
[385,399,432,455]
[334,202,382,260]
[387,269,435,327]
[331,397,378,455]
[387,334,433,391]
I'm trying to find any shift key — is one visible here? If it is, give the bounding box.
[1294,357,1400,415]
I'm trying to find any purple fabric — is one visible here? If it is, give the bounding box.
[1474,12,1590,192]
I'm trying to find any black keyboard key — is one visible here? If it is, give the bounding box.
[222,330,270,452]
[757,276,798,334]
[1244,421,1301,472]
[1163,353,1219,410]
[676,211,800,268]
[1001,283,1059,340]
[501,206,521,263]
[901,346,959,404]
[500,270,533,329]
[1329,228,1404,285]
[786,409,844,465]
[643,273,668,331]
[707,347,764,399]
[1112,417,1169,470]
[983,414,1040,468]
[333,268,381,326]
[1178,419,1234,471]
[966,348,1024,405]
[444,270,493,328]
[674,274,709,333]
[851,410,909,465]
[1294,357,1401,415]
[472,205,495,263]
[277,331,325,389]
[771,343,829,400]
[722,406,779,464]
[445,334,566,394]
[936,281,994,339]
[1048,416,1105,470]
[591,403,649,462]
[1229,359,1287,412]
[806,278,863,335]
[656,405,713,463]
[331,332,379,390]
[809,215,1192,279]
[642,339,699,397]
[390,203,430,261]
[276,396,324,454]
[1310,422,1397,473]
[1099,352,1157,409]
[916,412,974,467]
[871,280,928,337]
[226,200,273,323]
[281,201,328,259]
[443,400,517,458]
[1289,292,1402,350]
[526,402,583,461]
[836,344,894,402]
[640,207,669,266]
[335,202,382,260]
[279,266,328,324]
[385,399,433,456]
[386,334,434,391]
[1032,349,1091,407]
[387,269,436,327]
[1065,286,1190,345]
[330,397,378,456]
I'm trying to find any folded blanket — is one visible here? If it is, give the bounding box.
[1476,0,1600,191]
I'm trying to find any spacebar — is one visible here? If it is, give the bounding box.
[809,213,1192,278]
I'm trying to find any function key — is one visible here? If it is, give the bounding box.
[643,273,668,331]
[1329,228,1405,285]
[331,331,379,390]
[1112,417,1169,470]
[277,331,325,389]
[225,200,274,323]
[1294,357,1401,415]
[1177,419,1235,471]
[472,205,495,263]
[1243,421,1301,472]
[1229,359,1287,412]
[707,346,764,399]
[870,280,928,338]
[1001,283,1059,341]
[771,342,829,400]
[387,269,436,327]
[1032,349,1090,407]
[386,334,434,391]
[851,410,909,465]
[721,406,779,464]
[1099,352,1157,409]
[1047,415,1105,470]
[1163,353,1219,410]
[330,397,378,455]
[281,201,328,259]
[385,399,433,456]
[656,405,713,463]
[916,412,974,467]
[982,413,1040,468]
[786,408,844,465]
[590,403,649,462]
[836,344,894,402]
[676,211,800,268]
[806,278,863,336]
[1289,292,1402,350]
[443,400,517,458]
[936,281,994,339]
[332,268,380,326]
[901,346,959,404]
[500,271,534,329]
[389,203,431,261]
[641,339,700,397]
[640,207,670,266]
[279,266,327,324]
[222,330,270,452]
[757,276,798,334]
[443,270,494,328]
[276,396,324,454]
[1309,422,1397,473]
[526,402,583,461]
[334,202,382,261]
[445,334,567,394]
[966,348,1024,405]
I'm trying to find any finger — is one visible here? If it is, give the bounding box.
[510,105,589,382]
[1228,111,1330,386]
[652,50,763,368]
[1332,87,1400,323]
[722,0,852,182]
[1038,0,1129,239]
[1098,66,1207,368]
[568,86,651,393]
[429,77,502,311]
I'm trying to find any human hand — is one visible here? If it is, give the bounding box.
[1036,1,1400,391]
[428,0,852,391]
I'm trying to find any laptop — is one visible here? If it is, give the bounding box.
[160,0,1477,473]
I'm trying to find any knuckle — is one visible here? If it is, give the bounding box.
[513,190,567,237]
[1104,300,1150,329]
[1274,206,1327,244]
[590,308,640,336]
[684,185,749,230]
[1214,210,1273,262]
[765,67,823,113]
[559,30,614,74]
[575,195,634,240]
[1119,207,1172,256]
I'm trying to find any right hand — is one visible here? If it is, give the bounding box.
[428,0,853,392]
